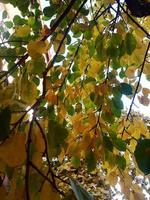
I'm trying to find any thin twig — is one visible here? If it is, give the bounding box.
[42,0,88,97]
[29,161,65,196]
[122,42,150,137]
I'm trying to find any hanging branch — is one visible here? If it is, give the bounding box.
[42,0,88,97]
[25,117,35,200]
[35,119,58,190]
[122,42,150,137]
[126,42,150,120]
[29,161,65,196]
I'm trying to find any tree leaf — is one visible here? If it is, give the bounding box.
[40,181,61,200]
[15,25,30,37]
[55,55,65,62]
[134,139,150,174]
[71,156,80,168]
[70,179,94,200]
[113,138,126,151]
[103,135,113,152]
[125,32,136,55]
[116,155,126,170]
[0,107,11,141]
[86,150,96,172]
[120,83,133,95]
[27,40,49,58]
[0,133,26,167]
[20,77,38,105]
[47,120,68,158]
[2,10,7,19]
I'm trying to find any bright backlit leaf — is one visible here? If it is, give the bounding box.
[27,40,49,58]
[15,25,30,37]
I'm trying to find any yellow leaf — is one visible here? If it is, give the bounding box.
[0,186,7,199]
[32,152,43,168]
[142,87,150,96]
[0,84,15,106]
[40,181,61,200]
[46,90,58,105]
[20,77,38,105]
[40,25,51,37]
[132,191,145,200]
[27,40,50,58]
[0,133,26,167]
[129,191,135,200]
[32,125,45,153]
[15,25,31,37]
[107,171,118,186]
[133,118,148,136]
[53,41,65,54]
[125,66,136,78]
[129,139,137,152]
[143,63,150,75]
[88,59,101,77]
[105,0,115,4]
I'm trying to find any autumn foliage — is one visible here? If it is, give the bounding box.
[0,0,150,199]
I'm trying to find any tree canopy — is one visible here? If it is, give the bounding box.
[0,0,150,199]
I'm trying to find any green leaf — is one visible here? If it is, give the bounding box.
[71,156,80,168]
[134,139,150,175]
[4,21,13,29]
[110,97,123,118]
[116,155,126,170]
[55,55,65,62]
[111,59,121,70]
[27,56,46,75]
[111,33,122,46]
[80,7,89,16]
[13,15,26,26]
[107,45,120,58]
[101,112,115,124]
[110,103,121,118]
[88,41,95,57]
[95,35,107,61]
[84,28,92,40]
[125,32,136,55]
[0,107,11,141]
[66,34,71,45]
[3,31,10,39]
[70,179,94,200]
[120,83,133,95]
[103,135,113,152]
[43,5,58,18]
[47,120,68,158]
[2,10,7,19]
[113,138,126,151]
[86,150,96,172]
[67,105,75,116]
